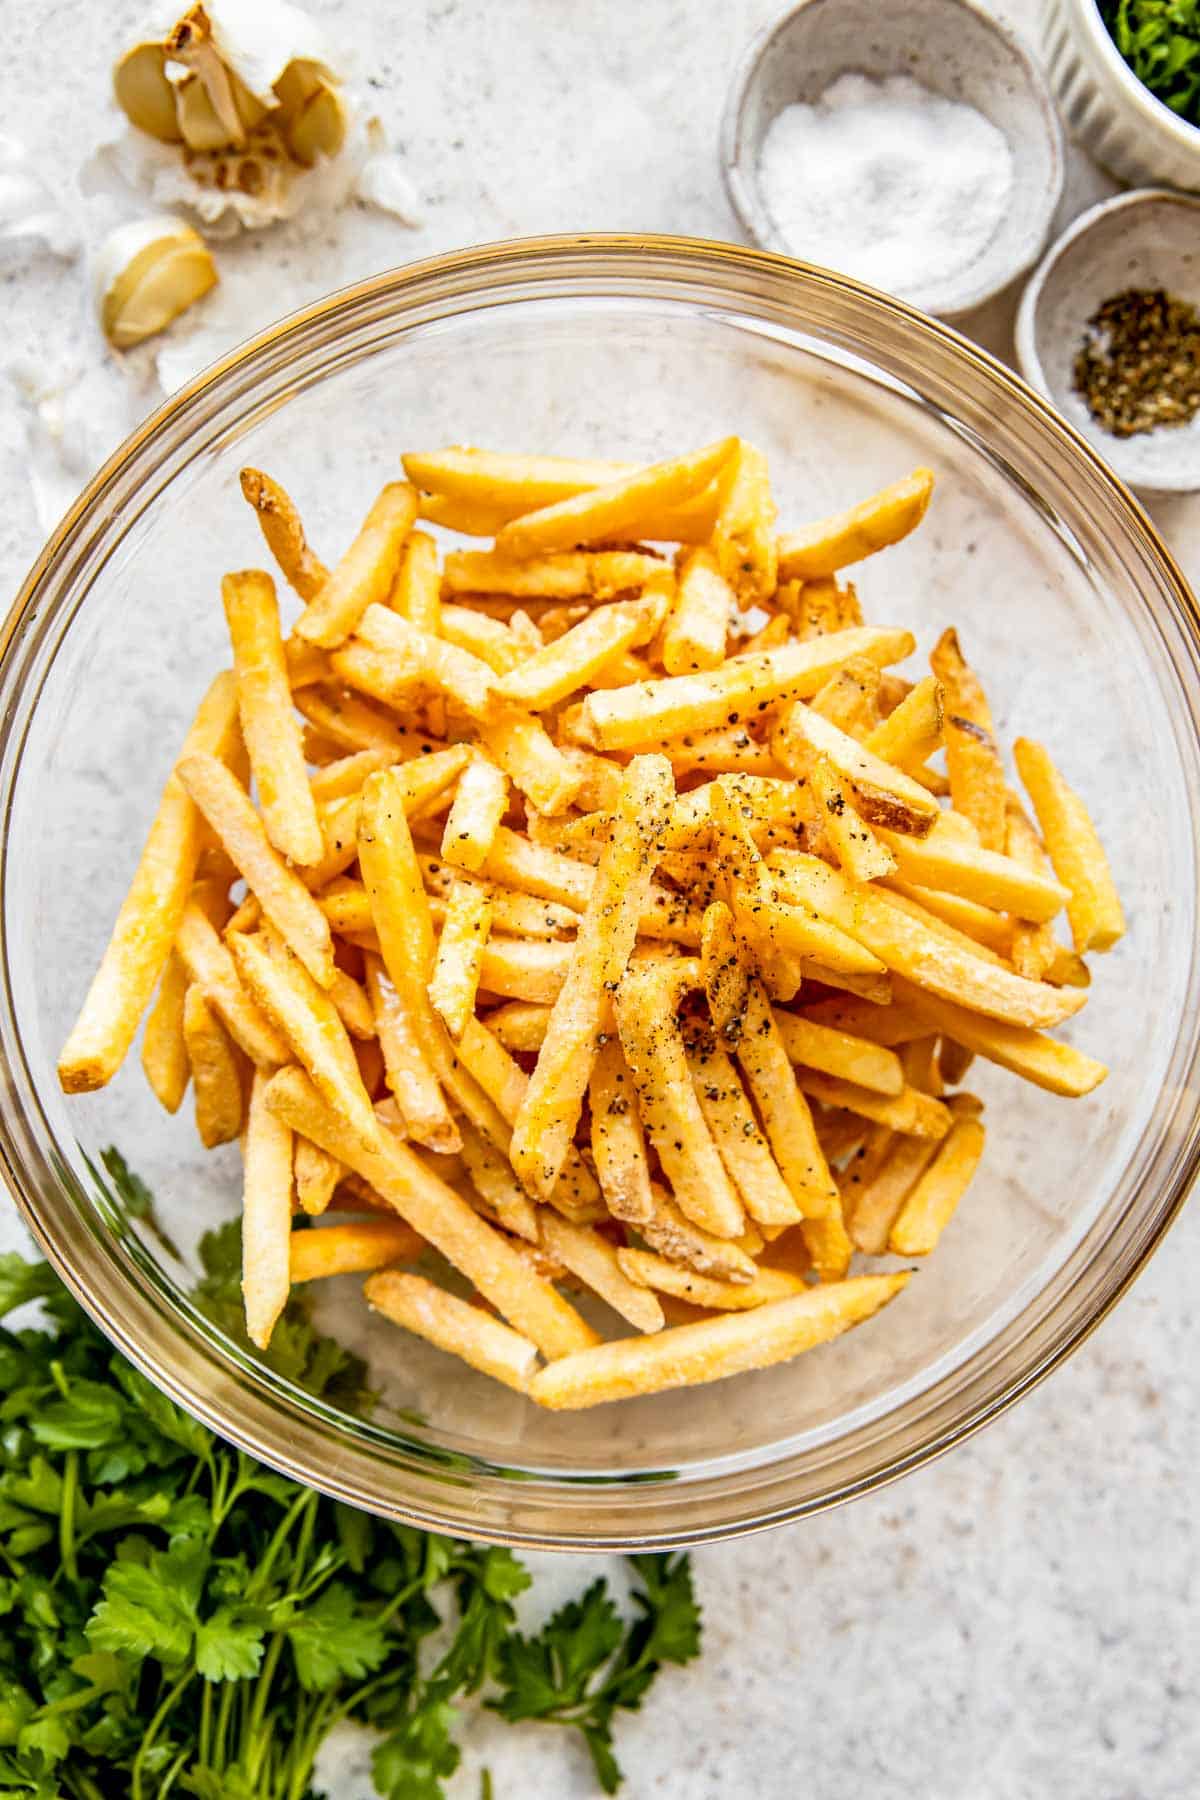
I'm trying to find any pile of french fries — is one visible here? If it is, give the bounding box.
[58,438,1124,1411]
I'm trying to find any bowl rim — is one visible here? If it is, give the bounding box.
[5,230,1200,1549]
[1014,187,1200,497]
[718,0,1065,317]
[1064,0,1200,152]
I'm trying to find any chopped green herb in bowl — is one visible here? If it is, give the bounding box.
[1098,0,1200,126]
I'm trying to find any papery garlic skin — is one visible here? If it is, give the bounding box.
[93,216,218,348]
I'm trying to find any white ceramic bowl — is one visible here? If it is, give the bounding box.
[1016,189,1200,496]
[721,0,1064,317]
[1043,0,1200,191]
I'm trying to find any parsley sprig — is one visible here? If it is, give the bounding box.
[1099,0,1200,125]
[0,1213,700,1798]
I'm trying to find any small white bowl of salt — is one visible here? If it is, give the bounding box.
[721,0,1064,318]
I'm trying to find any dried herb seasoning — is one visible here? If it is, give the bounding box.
[1072,286,1200,438]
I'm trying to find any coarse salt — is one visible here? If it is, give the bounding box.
[758,73,1014,306]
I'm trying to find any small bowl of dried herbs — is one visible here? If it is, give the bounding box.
[1016,188,1200,494]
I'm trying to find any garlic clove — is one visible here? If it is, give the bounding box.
[270,56,325,124]
[94,217,218,349]
[175,73,235,152]
[282,75,347,167]
[165,6,246,147]
[113,42,183,143]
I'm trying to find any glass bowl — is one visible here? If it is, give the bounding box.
[4,235,1199,1550]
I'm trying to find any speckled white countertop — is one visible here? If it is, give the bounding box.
[1,2,1197,1796]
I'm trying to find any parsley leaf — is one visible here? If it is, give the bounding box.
[1100,1,1200,124]
[286,1582,390,1689]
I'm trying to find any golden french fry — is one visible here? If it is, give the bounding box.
[930,628,1006,851]
[528,1273,909,1409]
[291,1217,423,1281]
[734,982,839,1217]
[773,701,939,838]
[616,958,745,1239]
[888,977,1107,1098]
[640,1182,756,1282]
[242,1067,294,1350]
[476,710,583,816]
[806,657,881,737]
[404,446,628,509]
[141,951,191,1113]
[284,635,330,692]
[441,756,508,873]
[807,755,896,882]
[617,1248,806,1311]
[443,548,666,600]
[439,604,530,673]
[687,1040,801,1227]
[58,671,241,1093]
[177,752,335,987]
[776,468,934,579]
[223,569,323,866]
[714,440,777,604]
[576,626,915,751]
[512,755,674,1198]
[429,878,493,1039]
[1013,738,1124,953]
[265,1066,596,1358]
[863,674,943,770]
[294,1135,343,1215]
[457,1117,539,1241]
[794,1067,951,1137]
[496,438,736,558]
[801,1199,855,1283]
[239,467,328,601]
[890,1115,986,1255]
[183,983,244,1148]
[478,935,572,1004]
[492,592,667,710]
[356,604,495,720]
[1003,791,1058,979]
[798,963,894,1005]
[455,1015,530,1125]
[365,1270,539,1392]
[365,954,459,1152]
[588,1034,654,1225]
[797,995,930,1045]
[776,575,863,639]
[770,1010,903,1095]
[539,1213,664,1333]
[849,1134,940,1254]
[883,878,1014,958]
[295,481,418,648]
[700,899,750,1045]
[296,684,429,755]
[876,812,1067,921]
[231,929,380,1151]
[663,547,733,674]
[175,901,288,1065]
[485,1000,551,1053]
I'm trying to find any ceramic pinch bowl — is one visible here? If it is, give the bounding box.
[1016,190,1200,497]
[721,0,1064,317]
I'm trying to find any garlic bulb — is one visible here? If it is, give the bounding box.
[93,216,218,348]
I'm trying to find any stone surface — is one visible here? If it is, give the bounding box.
[0,2,1197,1796]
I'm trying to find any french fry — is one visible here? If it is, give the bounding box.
[295,482,418,648]
[58,671,241,1093]
[890,1115,986,1255]
[900,1034,943,1097]
[888,977,1108,1098]
[441,756,508,873]
[455,1015,530,1126]
[477,710,584,816]
[576,627,916,751]
[492,592,667,710]
[734,982,840,1217]
[239,467,328,601]
[662,547,733,674]
[863,674,943,770]
[588,1034,654,1225]
[328,967,376,1042]
[769,852,1087,1031]
[496,438,736,558]
[807,755,897,882]
[457,1118,539,1241]
[876,885,1009,970]
[183,983,244,1148]
[798,995,934,1046]
[291,1217,423,1281]
[365,954,459,1153]
[1003,791,1058,980]
[687,1040,801,1227]
[794,1066,950,1137]
[357,603,495,720]
[512,755,674,1199]
[231,929,380,1151]
[770,1010,904,1094]
[772,701,939,837]
[776,575,863,639]
[640,1183,756,1283]
[700,899,750,1045]
[177,752,335,987]
[528,1273,909,1409]
[429,878,493,1038]
[141,952,191,1113]
[223,569,323,866]
[296,685,427,755]
[617,1248,806,1311]
[798,963,893,1005]
[294,1135,343,1216]
[931,628,1006,851]
[175,901,289,1066]
[616,958,745,1239]
[875,812,1067,921]
[883,878,1014,958]
[539,1213,665,1333]
[713,439,777,603]
[365,1270,539,1393]
[439,604,530,673]
[1013,738,1124,953]
[485,1000,551,1053]
[265,1066,596,1358]
[939,1038,975,1087]
[443,548,666,600]
[479,936,572,1004]
[807,657,882,737]
[849,1132,941,1254]
[242,1068,294,1350]
[801,1199,855,1283]
[776,468,934,579]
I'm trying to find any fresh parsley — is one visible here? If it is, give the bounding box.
[1099,0,1200,125]
[0,1209,700,1798]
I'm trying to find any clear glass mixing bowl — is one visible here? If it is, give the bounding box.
[4,236,1198,1549]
